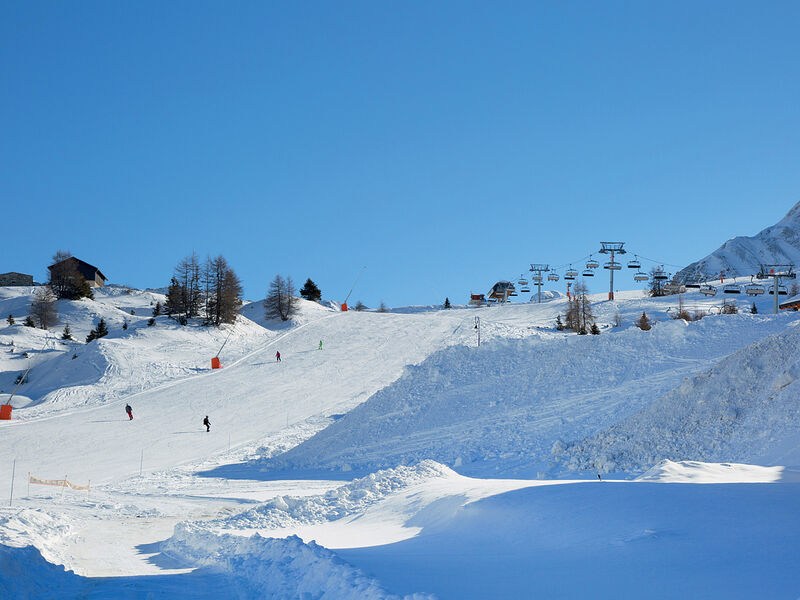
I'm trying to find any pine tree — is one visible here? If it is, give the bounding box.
[152,301,162,317]
[147,318,155,327]
[354,301,367,311]
[24,315,35,327]
[61,324,73,340]
[6,314,14,325]
[299,278,322,302]
[590,323,600,335]
[636,311,651,331]
[122,320,128,330]
[555,315,565,331]
[751,302,758,314]
[378,301,388,313]
[444,297,451,309]
[86,318,109,343]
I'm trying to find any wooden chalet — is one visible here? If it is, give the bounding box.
[48,257,107,287]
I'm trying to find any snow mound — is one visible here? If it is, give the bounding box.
[162,529,432,599]
[219,461,455,530]
[635,460,800,483]
[0,508,73,567]
[561,324,800,474]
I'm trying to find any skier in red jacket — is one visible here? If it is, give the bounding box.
[276,351,281,362]
[125,404,133,421]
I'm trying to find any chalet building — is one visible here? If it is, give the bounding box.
[48,257,107,288]
[0,272,34,286]
[779,294,800,311]
[468,293,486,307]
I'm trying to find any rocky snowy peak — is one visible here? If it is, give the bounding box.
[677,200,800,281]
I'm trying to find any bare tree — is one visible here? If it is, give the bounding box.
[568,281,594,334]
[30,285,58,329]
[264,275,298,321]
[377,301,389,313]
[204,255,243,325]
[646,268,667,297]
[165,252,203,322]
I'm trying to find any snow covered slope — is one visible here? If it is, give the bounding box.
[677,200,800,280]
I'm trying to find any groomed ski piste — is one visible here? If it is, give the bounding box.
[1,284,799,598]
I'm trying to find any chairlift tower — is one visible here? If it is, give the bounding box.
[598,242,626,301]
[528,264,550,304]
[756,264,796,313]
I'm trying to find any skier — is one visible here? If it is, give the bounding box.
[318,340,323,350]
[125,403,133,421]
[203,415,210,432]
[276,351,281,362]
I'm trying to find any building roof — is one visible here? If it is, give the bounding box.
[48,257,107,282]
[779,293,800,308]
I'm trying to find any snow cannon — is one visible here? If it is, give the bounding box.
[0,405,12,420]
[341,302,348,312]
[211,357,221,369]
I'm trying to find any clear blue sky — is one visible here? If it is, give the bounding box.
[3,2,799,306]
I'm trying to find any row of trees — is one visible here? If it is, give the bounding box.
[165,253,243,326]
[556,281,599,334]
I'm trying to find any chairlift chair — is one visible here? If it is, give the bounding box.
[685,283,701,289]
[745,284,765,296]
[582,269,595,277]
[653,269,669,281]
[634,271,649,282]
[769,285,789,295]
[586,256,599,269]
[699,285,717,297]
[521,285,531,293]
[603,261,622,271]
[548,272,560,282]
[565,266,578,280]
[627,256,641,269]
[517,276,529,286]
[532,273,543,282]
[723,284,741,294]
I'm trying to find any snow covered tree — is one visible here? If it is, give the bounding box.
[48,250,93,300]
[31,285,58,330]
[61,324,74,340]
[354,300,367,311]
[378,301,389,313]
[264,275,298,321]
[152,301,162,317]
[23,315,35,327]
[86,318,109,343]
[299,279,322,302]
[555,315,565,331]
[6,314,14,325]
[636,311,651,331]
[444,297,451,309]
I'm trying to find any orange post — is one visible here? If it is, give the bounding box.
[341,303,348,312]
[0,405,12,420]
[211,357,221,369]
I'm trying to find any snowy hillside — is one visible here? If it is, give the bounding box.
[677,200,800,280]
[1,283,799,598]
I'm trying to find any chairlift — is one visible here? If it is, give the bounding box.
[521,285,531,293]
[685,282,701,289]
[634,271,649,282]
[548,272,560,282]
[603,261,622,271]
[665,282,685,294]
[531,273,543,282]
[745,284,765,296]
[653,269,668,281]
[768,285,789,296]
[699,285,717,297]
[586,256,599,269]
[723,284,741,294]
[517,275,529,286]
[582,269,595,277]
[627,255,641,269]
[565,266,578,280]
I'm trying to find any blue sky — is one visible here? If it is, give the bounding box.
[2,2,799,306]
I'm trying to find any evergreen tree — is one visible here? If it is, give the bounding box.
[636,311,651,331]
[152,301,162,317]
[751,302,758,314]
[590,323,600,335]
[147,317,155,327]
[378,301,389,313]
[61,324,74,340]
[555,315,565,331]
[299,279,322,302]
[24,315,35,327]
[354,300,367,311]
[86,318,109,343]
[6,314,14,325]
[444,297,451,309]
[122,320,128,330]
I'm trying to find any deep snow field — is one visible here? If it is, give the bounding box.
[1,283,799,599]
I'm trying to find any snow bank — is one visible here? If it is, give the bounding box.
[0,508,74,567]
[219,461,455,530]
[162,528,431,599]
[635,459,800,483]
[560,323,800,474]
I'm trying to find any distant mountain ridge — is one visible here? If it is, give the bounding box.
[677,201,800,281]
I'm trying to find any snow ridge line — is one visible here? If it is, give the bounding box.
[0,313,340,428]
